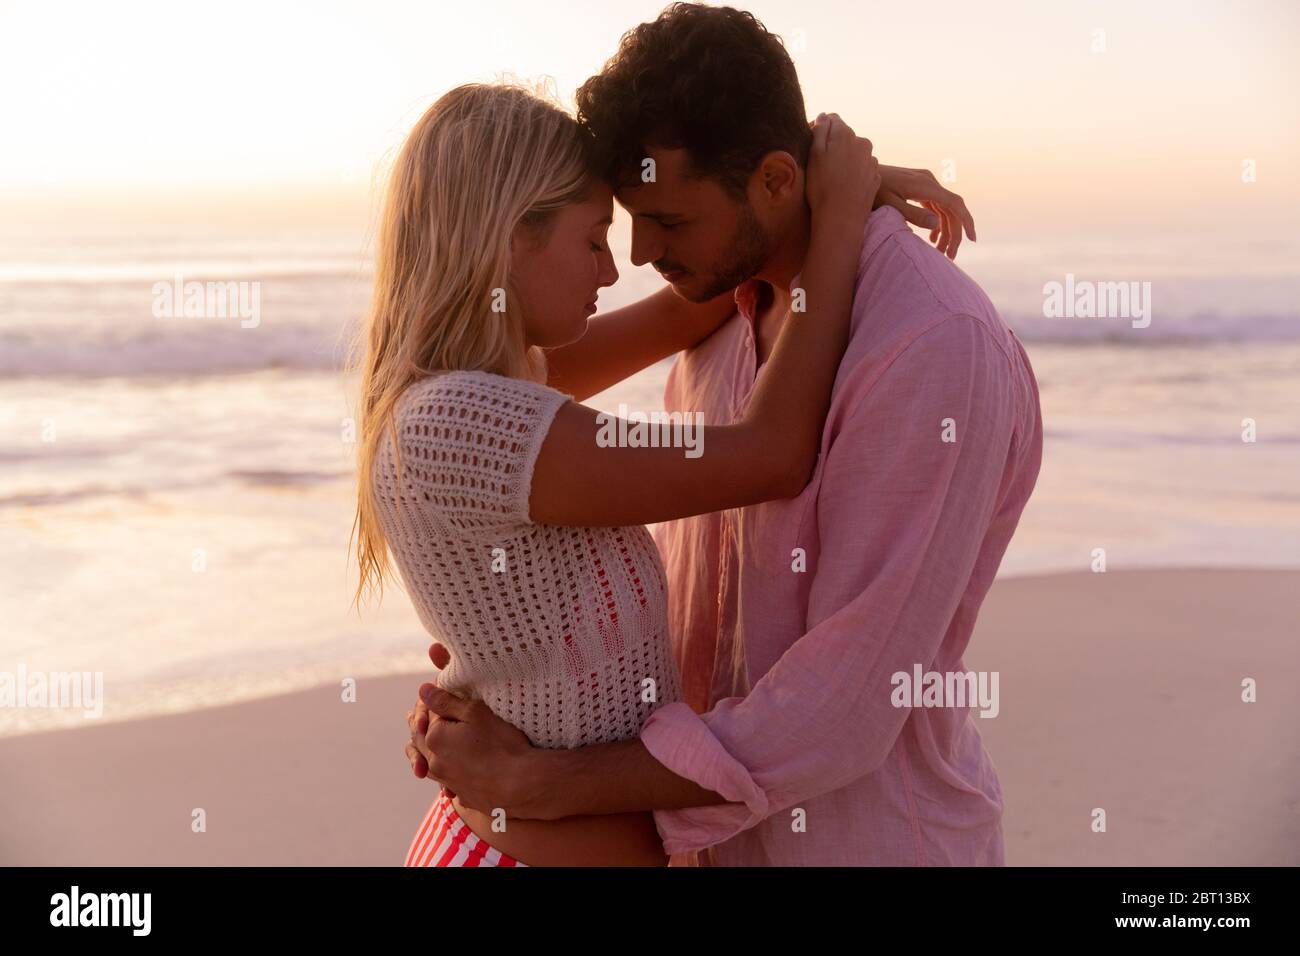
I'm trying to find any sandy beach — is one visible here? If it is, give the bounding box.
[4,0,1297,880]
[1,567,1296,866]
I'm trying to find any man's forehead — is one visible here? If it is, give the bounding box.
[614,182,684,216]
[613,148,708,214]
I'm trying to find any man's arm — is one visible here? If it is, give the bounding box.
[411,686,733,818]
[504,315,1021,850]
[510,736,731,822]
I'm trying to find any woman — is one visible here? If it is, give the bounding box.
[355,83,960,866]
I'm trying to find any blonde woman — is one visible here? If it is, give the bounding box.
[353,82,876,866]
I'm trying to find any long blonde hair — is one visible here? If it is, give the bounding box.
[351,81,595,607]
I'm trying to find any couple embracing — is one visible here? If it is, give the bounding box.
[352,2,1041,867]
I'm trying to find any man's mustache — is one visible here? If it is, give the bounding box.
[654,261,688,275]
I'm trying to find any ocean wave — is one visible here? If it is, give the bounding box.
[0,483,155,509]
[0,468,350,509]
[0,261,372,285]
[1045,428,1300,447]
[228,468,349,487]
[0,325,351,378]
[1004,312,1300,344]
[1,292,1298,379]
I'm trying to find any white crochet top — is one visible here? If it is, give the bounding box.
[373,369,683,749]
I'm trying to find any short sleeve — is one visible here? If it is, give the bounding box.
[393,370,570,536]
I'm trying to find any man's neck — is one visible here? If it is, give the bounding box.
[750,206,810,365]
[754,206,811,308]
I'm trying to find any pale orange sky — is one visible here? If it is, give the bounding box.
[2,0,1297,234]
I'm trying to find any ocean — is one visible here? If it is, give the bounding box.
[2,224,1297,736]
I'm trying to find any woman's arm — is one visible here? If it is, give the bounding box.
[529,114,878,527]
[874,164,976,260]
[543,285,736,402]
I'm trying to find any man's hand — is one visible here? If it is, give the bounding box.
[403,642,537,816]
[414,686,536,816]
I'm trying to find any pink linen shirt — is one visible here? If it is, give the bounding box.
[641,205,1043,865]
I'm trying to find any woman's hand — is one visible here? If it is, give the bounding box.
[875,165,976,260]
[405,642,451,779]
[804,112,881,229]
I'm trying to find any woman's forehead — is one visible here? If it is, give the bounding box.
[580,180,614,221]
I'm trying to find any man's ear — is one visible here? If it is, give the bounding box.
[753,150,800,206]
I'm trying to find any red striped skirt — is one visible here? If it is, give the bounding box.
[404,789,529,867]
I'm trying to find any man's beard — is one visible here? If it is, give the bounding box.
[687,201,772,302]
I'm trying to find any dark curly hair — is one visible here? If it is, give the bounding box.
[575,3,811,197]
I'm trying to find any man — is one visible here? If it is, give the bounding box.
[409,3,1042,865]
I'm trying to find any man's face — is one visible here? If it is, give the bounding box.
[615,146,773,302]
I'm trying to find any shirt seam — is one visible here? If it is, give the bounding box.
[867,232,1017,365]
[896,740,930,866]
[894,241,1016,363]
[839,312,1015,427]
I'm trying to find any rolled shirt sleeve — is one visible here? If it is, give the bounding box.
[640,315,1020,854]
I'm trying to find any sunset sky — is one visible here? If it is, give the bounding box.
[3,0,1297,233]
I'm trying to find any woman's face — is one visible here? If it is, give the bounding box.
[511,180,619,349]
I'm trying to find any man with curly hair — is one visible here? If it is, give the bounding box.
[413,3,1042,867]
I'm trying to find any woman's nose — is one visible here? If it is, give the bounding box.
[598,250,619,288]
